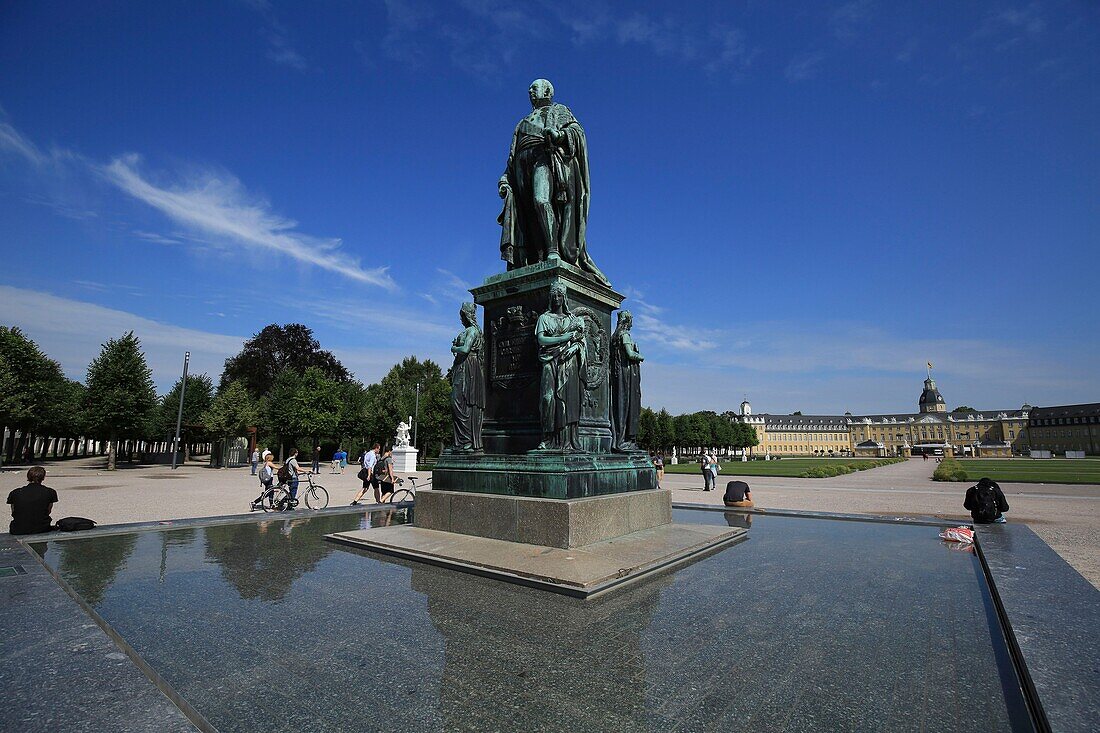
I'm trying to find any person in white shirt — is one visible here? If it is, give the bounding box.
[350,443,380,506]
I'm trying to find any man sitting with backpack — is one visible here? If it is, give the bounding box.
[7,466,58,535]
[964,477,1010,524]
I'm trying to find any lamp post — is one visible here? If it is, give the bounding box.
[413,381,421,450]
[170,351,190,470]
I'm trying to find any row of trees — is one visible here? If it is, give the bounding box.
[637,408,759,455]
[0,323,453,470]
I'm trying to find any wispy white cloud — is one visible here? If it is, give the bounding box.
[240,0,310,70]
[0,285,244,391]
[830,0,874,41]
[785,52,826,82]
[101,154,397,290]
[131,229,183,245]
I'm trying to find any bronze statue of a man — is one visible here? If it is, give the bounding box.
[498,79,610,287]
[610,310,644,452]
[450,303,485,452]
[535,282,587,450]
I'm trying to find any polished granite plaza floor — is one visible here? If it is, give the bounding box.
[29,507,1033,732]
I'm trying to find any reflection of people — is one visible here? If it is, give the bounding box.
[7,466,58,535]
[498,79,610,286]
[450,302,485,452]
[723,480,754,508]
[724,510,753,529]
[610,310,643,452]
[536,282,586,450]
[964,477,1009,524]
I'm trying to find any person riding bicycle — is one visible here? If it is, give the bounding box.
[251,453,276,511]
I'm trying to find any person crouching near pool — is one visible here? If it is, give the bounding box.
[7,466,58,535]
[723,480,753,508]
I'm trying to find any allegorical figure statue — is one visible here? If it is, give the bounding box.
[394,420,411,448]
[610,310,644,452]
[498,79,610,287]
[450,302,485,452]
[536,282,587,450]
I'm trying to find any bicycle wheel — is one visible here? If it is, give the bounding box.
[305,485,329,510]
[261,489,279,513]
[389,488,415,504]
[269,487,291,512]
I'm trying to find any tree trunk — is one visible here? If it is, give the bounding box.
[107,432,117,470]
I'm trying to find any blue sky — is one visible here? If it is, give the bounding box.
[1,1,1097,414]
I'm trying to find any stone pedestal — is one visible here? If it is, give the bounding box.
[391,446,417,472]
[433,258,656,498]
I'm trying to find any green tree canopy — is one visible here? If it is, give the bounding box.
[155,373,214,459]
[0,326,67,432]
[83,332,157,469]
[220,323,350,398]
[363,357,450,455]
[264,367,342,448]
[204,379,259,467]
[952,405,977,413]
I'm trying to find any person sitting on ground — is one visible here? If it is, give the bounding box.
[722,480,754,508]
[964,477,1009,524]
[7,466,58,535]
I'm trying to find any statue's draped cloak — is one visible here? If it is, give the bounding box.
[610,331,642,449]
[451,325,485,450]
[536,311,586,442]
[499,103,608,285]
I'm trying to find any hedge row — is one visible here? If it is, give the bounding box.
[932,457,969,482]
[798,458,905,478]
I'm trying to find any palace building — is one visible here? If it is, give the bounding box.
[1027,403,1100,455]
[735,372,1033,458]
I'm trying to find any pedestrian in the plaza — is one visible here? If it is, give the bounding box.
[261,447,272,462]
[723,480,754,508]
[312,445,321,474]
[374,446,396,503]
[350,443,380,505]
[964,477,1009,524]
[250,447,260,475]
[251,454,276,510]
[7,466,58,535]
[284,449,303,503]
[653,452,664,489]
[700,451,717,491]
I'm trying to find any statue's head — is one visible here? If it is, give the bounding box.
[548,281,568,310]
[529,78,554,108]
[460,302,477,327]
[617,310,633,330]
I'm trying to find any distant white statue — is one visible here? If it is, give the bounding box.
[394,420,411,448]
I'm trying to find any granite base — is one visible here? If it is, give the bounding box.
[431,450,656,499]
[326,522,746,598]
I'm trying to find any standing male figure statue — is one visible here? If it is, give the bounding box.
[498,79,611,287]
[536,282,587,451]
[610,310,644,451]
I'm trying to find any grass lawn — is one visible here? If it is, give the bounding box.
[956,458,1100,485]
[662,458,897,478]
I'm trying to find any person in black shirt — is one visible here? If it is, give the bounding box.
[7,466,58,535]
[723,480,754,508]
[964,477,1009,524]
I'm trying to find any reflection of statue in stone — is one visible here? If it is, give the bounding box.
[498,78,610,287]
[450,302,485,452]
[536,282,586,451]
[394,421,411,448]
[610,310,643,452]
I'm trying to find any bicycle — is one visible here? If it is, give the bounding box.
[251,472,329,512]
[384,475,426,504]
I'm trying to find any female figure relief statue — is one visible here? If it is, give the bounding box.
[450,303,485,452]
[610,310,644,452]
[536,282,587,451]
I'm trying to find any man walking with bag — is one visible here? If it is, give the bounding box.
[350,443,380,506]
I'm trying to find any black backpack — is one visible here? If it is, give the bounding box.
[277,463,292,483]
[56,516,96,532]
[971,484,999,524]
